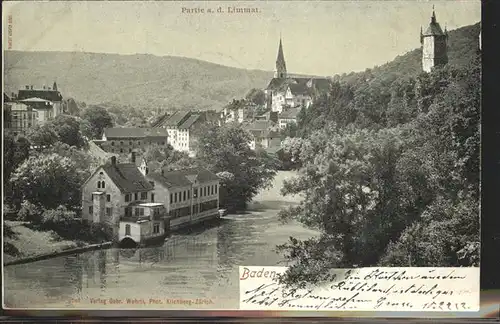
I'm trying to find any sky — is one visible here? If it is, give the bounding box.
[2,1,481,76]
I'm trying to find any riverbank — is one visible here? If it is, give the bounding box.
[3,220,111,266]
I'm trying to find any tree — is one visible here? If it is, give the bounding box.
[47,115,86,148]
[275,56,480,288]
[26,124,59,149]
[80,105,113,139]
[196,124,277,212]
[245,88,266,106]
[4,131,30,182]
[10,153,88,210]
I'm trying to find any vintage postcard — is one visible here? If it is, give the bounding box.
[2,0,480,313]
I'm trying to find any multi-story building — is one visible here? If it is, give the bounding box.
[243,120,281,150]
[154,110,206,155]
[4,83,63,136]
[144,165,220,230]
[81,154,167,245]
[99,127,170,154]
[278,107,300,129]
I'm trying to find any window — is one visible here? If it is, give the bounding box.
[102,181,105,189]
[125,194,131,202]
[183,191,186,201]
[174,192,178,203]
[129,141,132,145]
[134,193,138,201]
[97,181,101,189]
[170,193,173,204]
[120,148,124,153]
[111,142,115,146]
[204,187,207,196]
[89,206,93,214]
[188,190,190,199]
[135,208,139,216]
[125,207,132,217]
[106,194,111,202]
[153,224,160,234]
[211,185,214,195]
[141,192,147,200]
[194,188,198,198]
[215,185,218,194]
[120,141,124,145]
[151,193,155,202]
[125,224,131,236]
[106,207,112,216]
[129,148,132,153]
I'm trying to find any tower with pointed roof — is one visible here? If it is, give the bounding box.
[420,7,448,72]
[274,37,287,79]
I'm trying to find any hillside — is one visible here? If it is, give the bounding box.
[339,22,481,84]
[3,51,273,111]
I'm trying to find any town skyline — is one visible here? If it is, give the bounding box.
[3,1,480,76]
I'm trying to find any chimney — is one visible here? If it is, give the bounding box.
[11,92,15,99]
[111,156,117,165]
[25,85,29,90]
[43,85,46,90]
[30,85,33,90]
[131,151,136,163]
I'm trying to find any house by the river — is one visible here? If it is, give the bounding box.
[81,152,221,245]
[81,154,168,246]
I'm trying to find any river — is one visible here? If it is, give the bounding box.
[3,171,319,310]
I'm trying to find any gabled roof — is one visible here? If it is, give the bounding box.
[17,89,62,102]
[279,107,300,119]
[266,78,287,91]
[19,97,52,103]
[102,162,154,193]
[103,127,169,139]
[179,114,201,129]
[245,119,275,131]
[160,111,192,127]
[288,83,311,96]
[147,167,219,189]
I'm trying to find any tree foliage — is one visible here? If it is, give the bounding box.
[277,53,480,287]
[10,153,88,210]
[80,105,113,139]
[47,115,86,148]
[196,123,278,211]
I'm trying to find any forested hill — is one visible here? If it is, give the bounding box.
[3,51,273,112]
[338,22,480,84]
[296,22,481,134]
[278,22,480,282]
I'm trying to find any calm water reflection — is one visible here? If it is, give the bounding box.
[4,186,318,309]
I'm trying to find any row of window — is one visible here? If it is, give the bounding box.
[168,199,218,219]
[110,140,166,146]
[169,185,218,204]
[125,191,151,202]
[88,206,113,216]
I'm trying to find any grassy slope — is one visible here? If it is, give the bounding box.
[3,221,84,263]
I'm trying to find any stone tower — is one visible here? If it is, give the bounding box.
[274,37,287,79]
[420,7,448,73]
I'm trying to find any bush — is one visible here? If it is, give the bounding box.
[17,201,43,223]
[41,206,76,226]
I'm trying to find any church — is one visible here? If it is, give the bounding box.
[264,38,330,114]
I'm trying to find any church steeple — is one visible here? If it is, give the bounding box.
[274,36,287,79]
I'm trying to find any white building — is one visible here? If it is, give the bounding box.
[145,165,220,230]
[155,111,204,155]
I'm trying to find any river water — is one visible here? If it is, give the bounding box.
[3,171,319,310]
